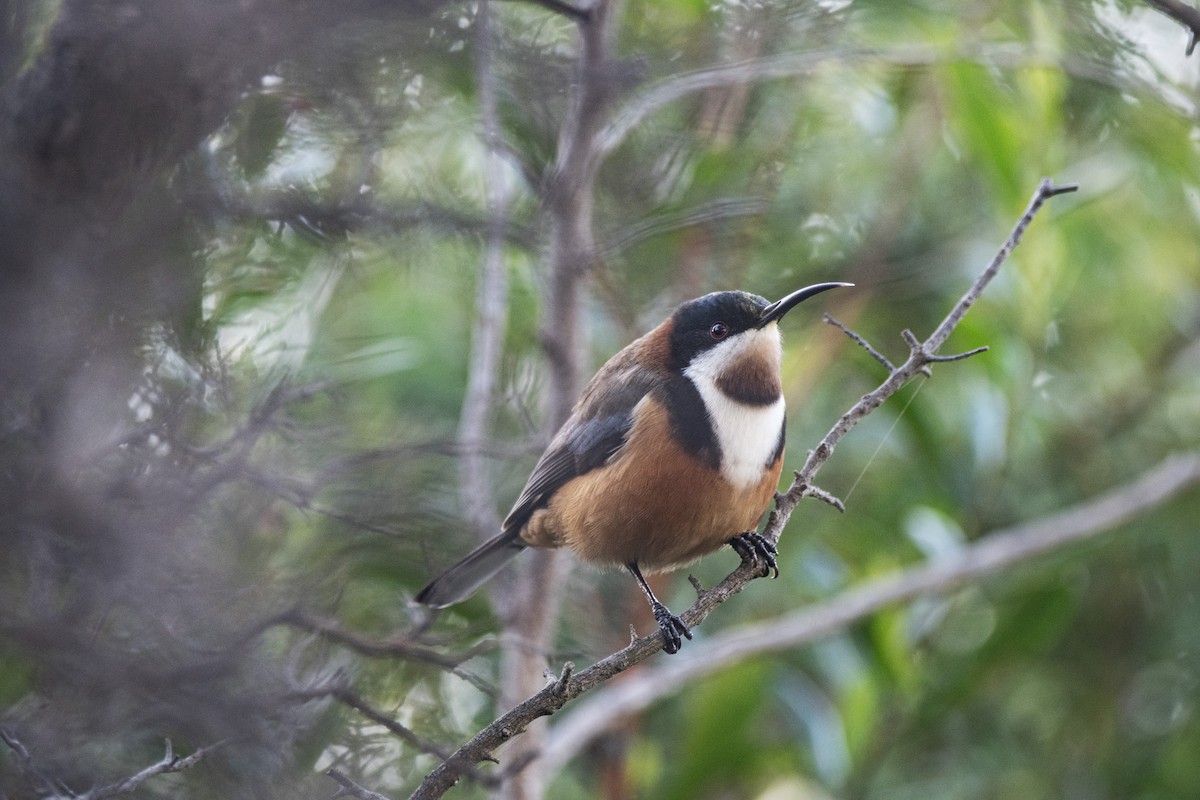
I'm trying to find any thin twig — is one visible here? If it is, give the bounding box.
[824,313,894,371]
[34,739,224,800]
[77,740,224,800]
[0,728,58,796]
[923,180,1077,356]
[784,180,1077,513]
[327,768,395,800]
[4,728,221,800]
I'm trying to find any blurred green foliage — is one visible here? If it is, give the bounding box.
[5,0,1200,798]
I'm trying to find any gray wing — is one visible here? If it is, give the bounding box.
[501,362,658,535]
[414,355,659,607]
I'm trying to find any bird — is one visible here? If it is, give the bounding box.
[415,281,852,653]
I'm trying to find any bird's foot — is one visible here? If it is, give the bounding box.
[652,601,692,655]
[729,531,779,578]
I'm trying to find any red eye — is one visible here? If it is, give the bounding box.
[709,322,729,340]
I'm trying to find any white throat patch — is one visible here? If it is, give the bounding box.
[683,327,785,489]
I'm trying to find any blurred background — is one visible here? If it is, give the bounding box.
[2,0,1200,798]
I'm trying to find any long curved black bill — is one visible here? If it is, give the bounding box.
[758,282,854,328]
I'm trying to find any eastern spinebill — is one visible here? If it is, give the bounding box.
[416,282,852,653]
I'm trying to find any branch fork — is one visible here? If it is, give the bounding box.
[0,729,223,800]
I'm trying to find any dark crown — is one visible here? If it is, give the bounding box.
[667,291,769,371]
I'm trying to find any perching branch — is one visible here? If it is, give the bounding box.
[539,450,1200,774]
[406,179,1076,799]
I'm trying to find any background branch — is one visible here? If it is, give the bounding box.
[291,684,454,763]
[327,768,395,800]
[593,43,1182,169]
[487,4,621,799]
[458,0,514,546]
[272,611,497,694]
[68,740,223,800]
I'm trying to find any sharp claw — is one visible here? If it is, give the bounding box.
[729,531,780,579]
[652,602,691,654]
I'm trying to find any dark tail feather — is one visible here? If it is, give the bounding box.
[414,533,526,608]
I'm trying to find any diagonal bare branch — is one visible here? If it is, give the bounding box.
[780,179,1077,516]
[72,740,225,800]
[4,728,222,800]
[0,727,60,797]
[924,181,1078,355]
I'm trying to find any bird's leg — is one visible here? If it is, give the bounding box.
[627,562,692,654]
[728,531,779,578]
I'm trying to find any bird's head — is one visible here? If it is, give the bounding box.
[667,283,851,406]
